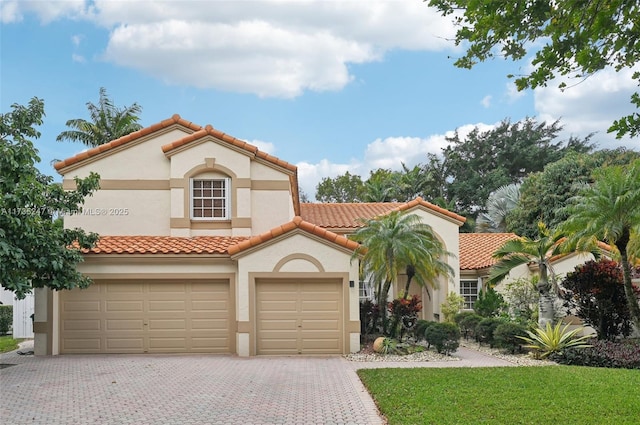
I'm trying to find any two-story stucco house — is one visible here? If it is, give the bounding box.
[33,115,468,356]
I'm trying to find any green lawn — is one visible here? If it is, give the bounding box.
[358,366,640,425]
[0,335,23,353]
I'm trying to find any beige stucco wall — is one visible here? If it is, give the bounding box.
[167,140,250,179]
[59,130,295,237]
[251,190,295,233]
[61,128,188,180]
[233,232,360,356]
[63,190,170,235]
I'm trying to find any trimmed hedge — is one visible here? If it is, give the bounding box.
[493,322,528,354]
[476,317,506,348]
[553,339,640,369]
[425,322,460,355]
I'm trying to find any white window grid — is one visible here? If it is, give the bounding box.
[460,280,479,310]
[191,178,230,220]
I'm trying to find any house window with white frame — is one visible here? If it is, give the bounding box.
[191,178,230,220]
[359,280,375,302]
[460,279,479,310]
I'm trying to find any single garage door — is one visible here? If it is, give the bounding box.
[59,280,231,354]
[256,279,343,355]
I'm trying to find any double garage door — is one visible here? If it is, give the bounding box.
[256,279,344,355]
[59,278,345,355]
[59,280,231,354]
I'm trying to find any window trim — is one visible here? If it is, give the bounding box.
[190,177,231,221]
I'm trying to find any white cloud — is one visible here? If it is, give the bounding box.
[5,0,459,98]
[71,53,86,63]
[505,81,526,103]
[0,0,89,23]
[248,139,276,155]
[534,66,640,150]
[71,34,83,46]
[481,95,492,108]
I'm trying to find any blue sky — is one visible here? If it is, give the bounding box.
[2,0,638,199]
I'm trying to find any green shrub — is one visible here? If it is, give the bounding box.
[519,322,592,359]
[493,322,528,354]
[441,292,464,323]
[413,320,435,342]
[474,287,507,317]
[453,311,476,326]
[425,322,460,355]
[476,317,506,347]
[0,305,12,335]
[458,313,483,340]
[553,339,640,369]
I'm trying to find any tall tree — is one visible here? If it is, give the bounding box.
[442,118,592,215]
[315,171,364,203]
[1,98,100,299]
[561,160,640,329]
[428,0,640,138]
[509,149,640,238]
[56,87,143,147]
[361,169,400,202]
[350,211,454,333]
[487,223,591,328]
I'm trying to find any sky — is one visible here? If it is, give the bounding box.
[1,0,639,200]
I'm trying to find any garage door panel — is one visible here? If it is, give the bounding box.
[64,338,102,351]
[106,300,144,312]
[301,300,340,312]
[301,319,339,330]
[256,279,343,355]
[148,300,185,311]
[259,299,297,311]
[60,280,231,354]
[63,319,101,331]
[63,301,101,312]
[260,319,297,330]
[301,338,340,351]
[192,300,227,311]
[106,319,144,331]
[106,338,144,350]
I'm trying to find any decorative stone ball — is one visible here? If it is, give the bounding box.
[373,336,386,353]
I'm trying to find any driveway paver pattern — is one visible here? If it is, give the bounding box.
[0,342,514,425]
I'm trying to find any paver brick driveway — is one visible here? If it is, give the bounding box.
[0,346,383,425]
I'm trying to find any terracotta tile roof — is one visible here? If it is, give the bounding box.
[54,114,202,171]
[459,233,519,270]
[227,216,359,256]
[299,197,465,229]
[82,235,249,255]
[161,125,297,174]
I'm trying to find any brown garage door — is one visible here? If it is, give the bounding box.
[256,279,343,355]
[59,280,231,354]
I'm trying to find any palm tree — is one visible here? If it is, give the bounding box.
[487,223,579,328]
[476,183,521,233]
[350,211,454,333]
[561,160,640,329]
[56,87,143,147]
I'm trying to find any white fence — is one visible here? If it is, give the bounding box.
[11,293,35,338]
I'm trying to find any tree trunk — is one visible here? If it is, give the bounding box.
[402,264,416,299]
[380,279,393,334]
[537,263,555,328]
[618,238,640,331]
